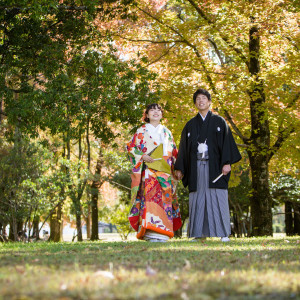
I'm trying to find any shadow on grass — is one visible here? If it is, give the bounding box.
[0,238,299,273]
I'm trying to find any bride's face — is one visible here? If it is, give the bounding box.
[147,107,162,123]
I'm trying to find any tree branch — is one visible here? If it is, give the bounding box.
[186,0,250,70]
[193,68,234,76]
[286,91,300,109]
[207,38,225,66]
[147,44,176,66]
[268,126,295,162]
[236,143,249,148]
[136,4,249,143]
[108,180,131,191]
[112,34,183,44]
[0,5,102,12]
[268,92,299,161]
[38,198,64,235]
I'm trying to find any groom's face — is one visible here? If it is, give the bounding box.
[195,94,211,112]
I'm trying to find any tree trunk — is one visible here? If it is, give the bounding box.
[90,192,99,240]
[285,201,294,236]
[85,121,92,240]
[0,98,3,124]
[90,147,103,241]
[248,154,273,236]
[8,222,16,241]
[32,215,40,240]
[293,202,300,235]
[49,203,62,242]
[247,24,273,236]
[86,204,91,239]
[75,208,83,241]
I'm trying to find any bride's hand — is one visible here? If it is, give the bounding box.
[142,154,154,163]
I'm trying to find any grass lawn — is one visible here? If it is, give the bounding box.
[0,236,299,299]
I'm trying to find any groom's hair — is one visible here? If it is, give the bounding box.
[193,88,211,103]
[143,103,163,123]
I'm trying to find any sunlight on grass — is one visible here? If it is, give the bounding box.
[0,237,299,299]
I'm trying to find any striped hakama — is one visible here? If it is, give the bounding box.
[188,154,231,238]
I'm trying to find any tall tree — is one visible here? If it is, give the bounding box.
[111,0,299,236]
[1,1,160,241]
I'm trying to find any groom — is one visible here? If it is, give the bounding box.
[174,88,241,241]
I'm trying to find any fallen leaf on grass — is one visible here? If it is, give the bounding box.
[183,259,191,270]
[94,270,114,279]
[60,284,68,291]
[181,292,189,300]
[138,247,148,252]
[170,273,179,280]
[123,245,134,249]
[146,265,157,276]
[80,276,90,283]
[181,282,189,290]
[284,240,290,243]
[15,266,25,274]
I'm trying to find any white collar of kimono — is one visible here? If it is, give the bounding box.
[199,112,208,121]
[145,123,168,156]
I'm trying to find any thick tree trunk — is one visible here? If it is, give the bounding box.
[85,124,91,240]
[91,192,99,240]
[285,201,294,236]
[247,24,273,236]
[293,202,300,235]
[248,154,273,236]
[86,204,91,239]
[75,207,83,241]
[32,215,40,240]
[0,98,3,124]
[90,147,103,241]
[49,203,62,242]
[9,221,17,241]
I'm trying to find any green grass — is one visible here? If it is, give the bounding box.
[0,237,299,299]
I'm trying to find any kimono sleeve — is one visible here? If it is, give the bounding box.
[126,131,145,171]
[221,121,242,166]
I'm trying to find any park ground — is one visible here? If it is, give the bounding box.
[0,236,299,300]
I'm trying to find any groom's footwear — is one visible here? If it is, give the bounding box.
[221,237,230,242]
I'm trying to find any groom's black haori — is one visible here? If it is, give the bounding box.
[175,111,242,192]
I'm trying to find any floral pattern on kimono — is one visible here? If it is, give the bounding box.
[127,124,182,239]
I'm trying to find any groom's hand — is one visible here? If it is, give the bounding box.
[222,164,231,175]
